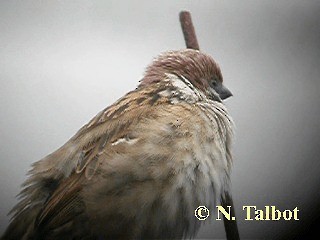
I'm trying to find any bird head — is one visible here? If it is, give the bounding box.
[141,49,232,101]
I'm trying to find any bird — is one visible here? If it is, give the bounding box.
[2,49,234,240]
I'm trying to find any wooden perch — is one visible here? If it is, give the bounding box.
[179,11,200,50]
[179,10,240,240]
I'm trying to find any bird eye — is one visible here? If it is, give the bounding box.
[211,79,217,87]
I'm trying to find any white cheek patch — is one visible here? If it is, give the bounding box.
[165,74,206,103]
[167,74,196,96]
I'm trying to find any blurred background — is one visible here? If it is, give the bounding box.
[1,0,319,239]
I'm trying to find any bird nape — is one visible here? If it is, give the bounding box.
[2,49,234,240]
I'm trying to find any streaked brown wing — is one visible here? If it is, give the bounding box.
[33,172,89,239]
[30,88,169,239]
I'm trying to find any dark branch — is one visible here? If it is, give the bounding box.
[179,11,200,50]
[179,10,240,240]
[221,192,240,240]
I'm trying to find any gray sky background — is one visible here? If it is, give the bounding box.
[1,1,320,238]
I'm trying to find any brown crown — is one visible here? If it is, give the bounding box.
[140,49,223,92]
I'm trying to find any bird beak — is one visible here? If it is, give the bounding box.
[215,83,233,100]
